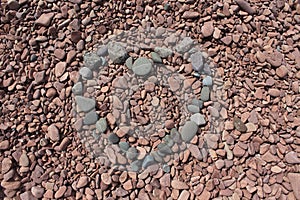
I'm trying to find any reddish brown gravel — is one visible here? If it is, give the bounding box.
[1,0,300,200]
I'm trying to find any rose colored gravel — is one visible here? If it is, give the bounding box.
[0,0,300,199]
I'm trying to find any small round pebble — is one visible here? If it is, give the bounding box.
[108,133,119,144]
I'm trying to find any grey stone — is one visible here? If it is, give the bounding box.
[108,133,119,144]
[119,142,129,152]
[151,151,163,163]
[191,113,206,126]
[191,52,204,72]
[142,155,155,168]
[96,45,108,56]
[84,52,102,70]
[155,27,166,37]
[170,128,181,143]
[203,63,212,75]
[157,143,172,155]
[203,76,213,86]
[126,147,138,160]
[200,87,210,101]
[176,37,194,53]
[83,110,98,125]
[108,42,128,64]
[125,57,133,69]
[180,121,198,142]
[162,164,170,173]
[132,57,153,76]
[79,67,93,79]
[151,52,162,63]
[187,104,200,113]
[154,47,173,58]
[130,160,141,172]
[96,118,107,133]
[72,82,83,95]
[191,98,203,109]
[75,96,96,112]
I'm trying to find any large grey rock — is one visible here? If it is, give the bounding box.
[176,37,194,53]
[75,96,96,112]
[96,118,107,133]
[132,57,153,76]
[72,82,83,95]
[142,155,155,168]
[200,86,210,102]
[108,42,128,64]
[96,45,108,56]
[191,52,204,72]
[154,47,173,58]
[84,52,103,70]
[79,67,93,79]
[180,121,198,142]
[83,110,98,125]
[191,113,206,126]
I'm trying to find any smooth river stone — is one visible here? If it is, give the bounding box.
[132,57,153,76]
[180,121,198,142]
[75,96,96,112]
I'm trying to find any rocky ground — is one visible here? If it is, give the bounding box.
[1,0,300,199]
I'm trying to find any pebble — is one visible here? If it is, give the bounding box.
[84,52,103,70]
[55,62,66,78]
[233,117,247,132]
[268,88,281,97]
[47,124,60,142]
[2,158,12,174]
[125,57,133,69]
[75,96,96,112]
[7,0,20,10]
[126,147,138,160]
[182,11,199,19]
[235,0,256,15]
[108,42,128,64]
[175,37,194,53]
[0,140,9,150]
[31,186,45,198]
[162,164,171,173]
[79,67,93,79]
[1,181,21,190]
[233,144,245,157]
[202,76,213,86]
[151,52,162,63]
[72,82,83,95]
[83,110,98,125]
[157,143,172,155]
[108,133,120,144]
[276,65,288,78]
[178,190,190,200]
[204,134,219,149]
[132,57,153,76]
[285,151,300,164]
[200,87,210,102]
[187,104,200,113]
[165,119,175,129]
[55,186,67,199]
[101,173,112,185]
[96,118,107,133]
[154,47,173,58]
[119,142,129,152]
[171,180,189,190]
[142,155,155,168]
[221,36,232,45]
[54,49,66,60]
[190,52,204,72]
[288,173,300,199]
[191,98,203,109]
[180,121,198,142]
[19,153,29,167]
[35,13,54,27]
[191,113,206,126]
[130,160,141,172]
[201,21,214,37]
[77,176,89,188]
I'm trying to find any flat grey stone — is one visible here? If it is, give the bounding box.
[96,45,108,56]
[180,121,198,142]
[200,87,210,102]
[84,52,102,70]
[191,98,203,109]
[119,142,129,152]
[191,52,204,72]
[151,151,163,163]
[191,113,206,126]
[151,52,162,63]
[203,63,212,75]
[157,143,172,155]
[142,155,155,168]
[170,128,181,143]
[72,82,83,95]
[108,133,119,144]
[130,160,141,172]
[187,104,200,113]
[203,76,213,86]
[83,110,98,125]
[125,57,133,69]
[126,147,138,160]
[75,96,96,112]
[132,57,153,76]
[154,47,173,58]
[79,67,93,79]
[108,42,128,64]
[162,164,170,173]
[175,37,194,53]
[96,118,107,133]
